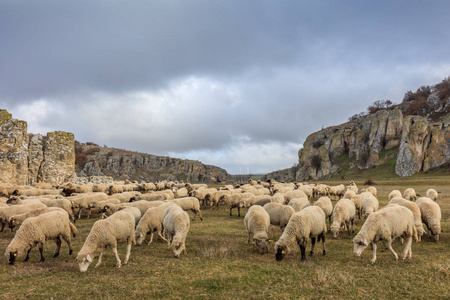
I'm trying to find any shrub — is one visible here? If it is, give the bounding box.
[364,179,376,185]
[85,147,100,155]
[76,153,87,166]
[435,76,450,100]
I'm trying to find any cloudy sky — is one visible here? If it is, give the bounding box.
[1,1,449,174]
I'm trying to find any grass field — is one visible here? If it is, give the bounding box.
[0,178,448,299]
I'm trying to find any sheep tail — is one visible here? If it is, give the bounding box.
[69,222,78,238]
[412,225,418,243]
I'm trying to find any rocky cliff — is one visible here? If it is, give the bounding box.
[0,109,76,185]
[75,143,231,183]
[294,93,450,181]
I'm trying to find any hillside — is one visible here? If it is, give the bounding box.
[266,77,450,182]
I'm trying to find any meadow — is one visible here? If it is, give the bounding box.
[0,178,448,299]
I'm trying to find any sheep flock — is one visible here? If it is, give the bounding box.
[0,178,446,275]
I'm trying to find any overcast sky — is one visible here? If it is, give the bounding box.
[1,1,449,174]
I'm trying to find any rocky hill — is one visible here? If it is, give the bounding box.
[268,77,450,181]
[74,142,231,183]
[0,109,231,185]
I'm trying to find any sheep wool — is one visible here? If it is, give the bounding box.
[5,211,77,265]
[314,196,333,223]
[415,197,441,242]
[330,198,356,238]
[426,189,438,202]
[135,202,177,245]
[275,206,327,262]
[163,205,191,258]
[403,188,417,201]
[244,205,270,253]
[389,197,425,241]
[76,211,136,272]
[263,202,295,233]
[353,204,418,264]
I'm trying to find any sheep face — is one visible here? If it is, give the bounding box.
[330,225,340,239]
[352,236,368,257]
[275,244,288,261]
[8,218,17,230]
[6,250,19,265]
[171,241,185,258]
[253,238,268,254]
[136,231,146,246]
[76,254,93,272]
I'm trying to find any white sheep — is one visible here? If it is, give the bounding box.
[360,186,377,198]
[76,210,136,272]
[415,197,441,242]
[426,189,438,202]
[8,207,66,231]
[330,198,356,238]
[244,205,270,253]
[389,197,425,241]
[0,202,47,232]
[362,194,379,219]
[239,195,272,209]
[287,197,310,212]
[263,202,295,233]
[314,196,333,223]
[5,211,77,265]
[283,190,308,203]
[388,190,402,201]
[353,204,418,264]
[271,193,286,204]
[403,188,417,201]
[135,202,177,245]
[275,206,327,262]
[166,197,203,221]
[101,200,164,217]
[209,190,231,210]
[163,205,190,258]
[349,192,372,219]
[326,184,345,201]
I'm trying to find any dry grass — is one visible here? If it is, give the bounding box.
[0,178,448,299]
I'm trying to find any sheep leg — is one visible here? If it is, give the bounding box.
[321,233,326,256]
[53,237,62,258]
[237,207,241,217]
[147,232,154,245]
[77,208,82,220]
[87,208,92,219]
[24,248,32,262]
[95,253,103,268]
[309,237,316,256]
[402,236,413,260]
[1,222,4,232]
[112,246,122,268]
[370,242,378,264]
[229,207,233,216]
[298,240,307,261]
[385,239,398,261]
[123,243,132,265]
[351,219,354,234]
[191,210,196,221]
[346,221,352,236]
[38,242,45,263]
[62,234,73,255]
[157,228,168,243]
[198,209,203,221]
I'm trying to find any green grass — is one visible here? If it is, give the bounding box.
[0,179,449,299]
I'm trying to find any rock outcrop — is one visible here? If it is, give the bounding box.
[0,109,76,186]
[75,143,231,183]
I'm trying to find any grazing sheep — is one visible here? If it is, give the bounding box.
[314,196,333,223]
[362,195,379,219]
[415,197,441,242]
[271,193,286,204]
[360,186,377,198]
[349,192,372,219]
[353,204,418,264]
[172,187,189,198]
[287,197,310,212]
[296,184,313,200]
[403,188,417,201]
[275,206,327,262]
[330,198,356,238]
[209,190,231,210]
[5,211,77,265]
[0,202,47,232]
[101,200,164,217]
[426,189,438,202]
[76,211,136,272]
[239,195,272,209]
[163,205,190,258]
[283,190,308,203]
[8,207,66,231]
[346,185,358,195]
[263,202,295,233]
[220,193,251,217]
[135,202,177,245]
[244,205,270,253]
[389,197,425,241]
[326,184,345,201]
[166,197,203,221]
[388,190,402,201]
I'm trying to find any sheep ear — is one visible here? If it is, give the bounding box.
[363,239,368,246]
[86,254,93,262]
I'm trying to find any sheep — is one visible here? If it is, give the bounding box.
[76,211,136,272]
[403,188,417,201]
[353,204,418,264]
[0,202,47,232]
[296,184,313,200]
[220,193,252,217]
[388,190,402,201]
[330,198,356,238]
[313,184,328,198]
[275,206,327,262]
[271,193,286,204]
[389,197,425,241]
[426,189,438,202]
[415,197,441,242]
[287,197,310,212]
[239,195,272,209]
[116,207,142,225]
[38,198,75,221]
[362,194,379,219]
[139,182,156,193]
[172,187,188,198]
[163,205,190,258]
[191,188,217,206]
[244,205,270,253]
[101,200,164,216]
[135,202,177,245]
[263,202,295,233]
[5,211,77,265]
[346,185,358,195]
[8,207,66,231]
[360,186,377,198]
[349,192,372,219]
[209,190,231,210]
[326,184,345,201]
[166,197,203,221]
[136,193,169,202]
[314,196,333,223]
[108,184,124,195]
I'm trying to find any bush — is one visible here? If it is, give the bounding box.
[435,76,450,100]
[85,147,100,155]
[76,153,87,166]
[364,179,376,185]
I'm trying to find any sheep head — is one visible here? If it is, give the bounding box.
[352,236,369,256]
[275,243,288,261]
